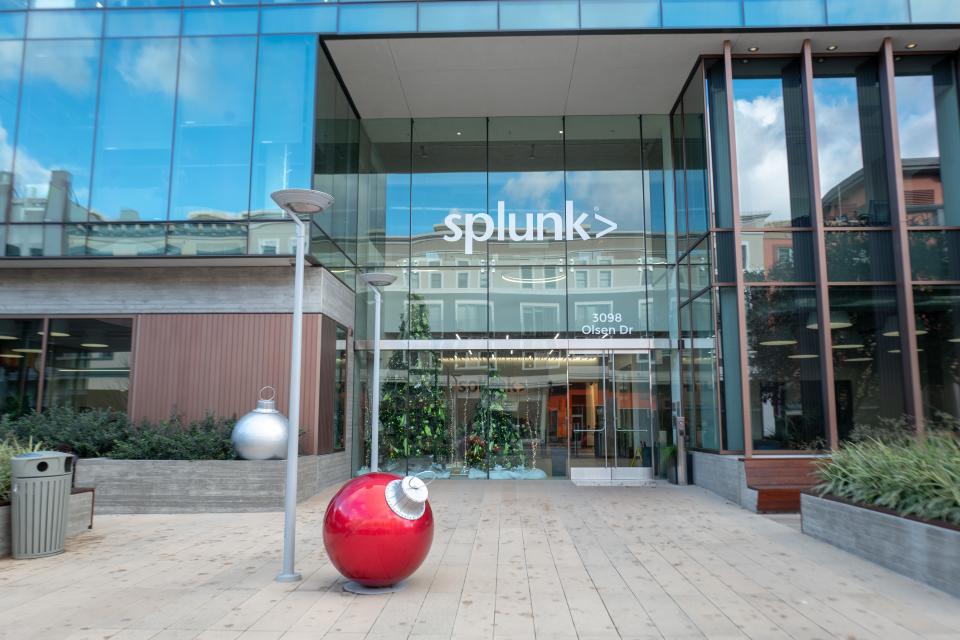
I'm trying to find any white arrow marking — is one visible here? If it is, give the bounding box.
[593,214,618,238]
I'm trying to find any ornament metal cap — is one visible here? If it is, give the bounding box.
[385,475,429,520]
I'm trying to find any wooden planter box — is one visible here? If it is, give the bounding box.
[74,455,350,514]
[801,493,960,598]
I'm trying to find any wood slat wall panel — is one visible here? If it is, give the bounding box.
[317,316,337,454]
[744,458,821,489]
[131,314,324,453]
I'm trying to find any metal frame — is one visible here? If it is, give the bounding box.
[879,37,925,433]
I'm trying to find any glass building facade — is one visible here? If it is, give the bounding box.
[2,0,959,481]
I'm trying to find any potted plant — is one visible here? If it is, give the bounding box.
[659,444,678,483]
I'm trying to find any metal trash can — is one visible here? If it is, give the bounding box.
[11,452,74,559]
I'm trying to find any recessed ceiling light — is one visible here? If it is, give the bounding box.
[906,42,918,49]
[558,130,564,134]
[81,343,109,349]
[826,45,838,51]
[456,131,462,136]
[747,46,759,52]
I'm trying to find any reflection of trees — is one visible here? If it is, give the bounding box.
[745,287,825,450]
[471,370,524,470]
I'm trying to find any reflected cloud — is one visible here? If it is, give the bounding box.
[813,83,864,193]
[499,171,563,210]
[734,94,791,220]
[896,76,940,159]
[116,39,178,96]
[24,40,99,95]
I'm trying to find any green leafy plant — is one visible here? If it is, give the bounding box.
[0,436,43,503]
[815,432,960,525]
[658,444,677,471]
[471,370,523,469]
[3,406,129,458]
[108,414,236,460]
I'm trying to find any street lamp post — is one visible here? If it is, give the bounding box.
[270,188,334,583]
[360,272,397,473]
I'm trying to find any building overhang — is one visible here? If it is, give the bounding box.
[325,28,960,118]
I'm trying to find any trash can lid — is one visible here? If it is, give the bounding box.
[13,451,70,459]
[11,451,73,478]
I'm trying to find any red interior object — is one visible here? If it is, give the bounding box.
[322,472,434,587]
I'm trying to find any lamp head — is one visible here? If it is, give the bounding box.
[270,189,334,216]
[362,272,397,288]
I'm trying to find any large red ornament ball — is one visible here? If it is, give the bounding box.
[322,472,434,587]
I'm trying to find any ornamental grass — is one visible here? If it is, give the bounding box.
[815,432,960,526]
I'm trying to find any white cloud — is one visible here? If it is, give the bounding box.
[116,40,178,97]
[733,95,791,221]
[813,90,865,194]
[500,171,564,210]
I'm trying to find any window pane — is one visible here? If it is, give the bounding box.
[249,35,317,218]
[410,267,487,339]
[104,9,180,37]
[248,221,295,255]
[915,286,960,419]
[338,3,417,34]
[0,318,43,416]
[181,7,258,35]
[567,266,643,340]
[26,10,102,38]
[910,0,960,22]
[745,286,825,450]
[3,224,84,256]
[12,40,99,223]
[688,291,720,449]
[358,119,411,268]
[169,37,256,220]
[334,324,347,451]
[43,318,132,411]
[662,0,741,26]
[90,38,177,222]
[580,0,660,28]
[825,230,895,281]
[910,230,960,281]
[741,230,815,282]
[0,11,25,39]
[488,117,565,265]
[642,114,672,264]
[565,116,644,266]
[166,222,247,255]
[419,1,498,32]
[490,266,565,338]
[814,58,890,227]
[896,55,960,226]
[86,222,166,256]
[499,0,579,30]
[830,287,903,439]
[827,0,908,24]
[733,58,812,228]
[744,0,825,25]
[411,118,486,267]
[0,41,21,222]
[259,5,337,33]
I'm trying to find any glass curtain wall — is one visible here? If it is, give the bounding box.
[353,115,676,477]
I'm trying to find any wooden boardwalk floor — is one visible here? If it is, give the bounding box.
[1,480,958,640]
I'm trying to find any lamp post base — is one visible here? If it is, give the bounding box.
[343,581,408,595]
[275,572,303,583]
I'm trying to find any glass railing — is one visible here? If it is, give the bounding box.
[0,0,956,37]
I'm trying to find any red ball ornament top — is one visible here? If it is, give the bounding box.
[322,472,434,588]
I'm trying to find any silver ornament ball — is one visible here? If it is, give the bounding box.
[232,387,288,460]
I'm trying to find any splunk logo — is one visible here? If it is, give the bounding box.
[442,201,618,255]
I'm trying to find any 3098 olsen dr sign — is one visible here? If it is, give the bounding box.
[442,200,618,255]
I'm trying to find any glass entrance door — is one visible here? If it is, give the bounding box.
[567,351,654,483]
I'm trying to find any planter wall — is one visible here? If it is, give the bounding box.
[75,453,350,514]
[691,452,758,512]
[1,491,93,557]
[801,493,960,598]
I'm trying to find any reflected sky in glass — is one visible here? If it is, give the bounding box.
[90,38,177,221]
[813,76,864,201]
[895,74,940,160]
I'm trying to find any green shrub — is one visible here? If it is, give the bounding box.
[3,406,129,458]
[815,433,960,525]
[0,436,43,503]
[108,414,236,460]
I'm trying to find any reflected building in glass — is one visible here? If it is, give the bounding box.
[2,0,959,499]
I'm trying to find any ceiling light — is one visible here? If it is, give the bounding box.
[456,131,462,136]
[558,130,563,134]
[889,348,902,354]
[0,335,16,340]
[0,353,23,359]
[845,357,872,363]
[949,337,960,343]
[37,331,70,338]
[806,311,852,330]
[826,45,838,51]
[81,343,109,349]
[12,348,41,354]
[906,42,918,49]
[759,339,798,347]
[832,343,864,350]
[747,46,759,52]
[788,354,819,359]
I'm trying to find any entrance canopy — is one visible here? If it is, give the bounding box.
[324,30,958,118]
